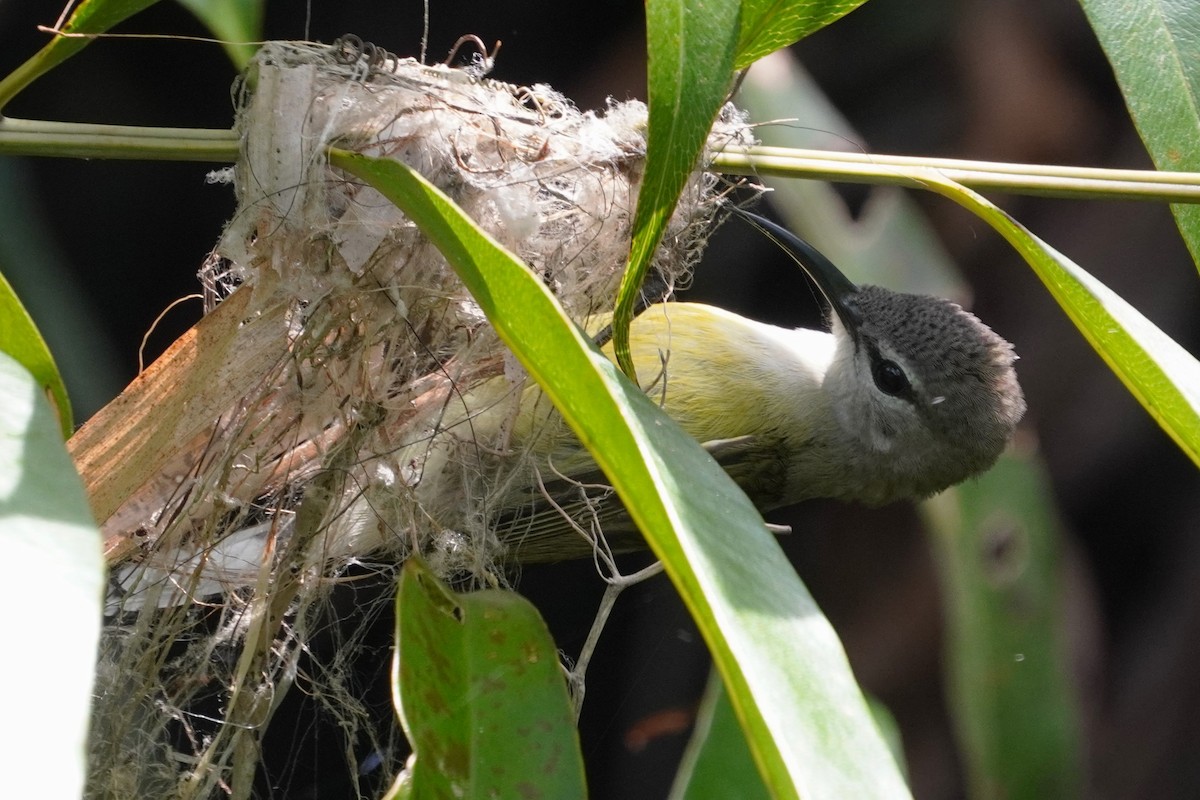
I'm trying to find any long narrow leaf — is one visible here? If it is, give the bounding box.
[922,452,1082,799]
[671,670,773,800]
[618,0,871,376]
[735,0,871,70]
[0,270,72,437]
[615,0,740,377]
[175,0,264,69]
[925,173,1200,466]
[0,0,164,109]
[0,352,103,799]
[1078,0,1200,266]
[331,149,910,799]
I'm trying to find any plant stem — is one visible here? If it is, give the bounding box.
[4,117,1200,202]
[0,117,238,161]
[714,145,1200,202]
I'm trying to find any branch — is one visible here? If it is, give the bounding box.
[0,117,238,161]
[714,144,1200,202]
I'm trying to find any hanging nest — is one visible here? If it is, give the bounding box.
[77,37,752,798]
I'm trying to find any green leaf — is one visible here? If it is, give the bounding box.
[865,697,906,780]
[1078,0,1200,267]
[671,670,773,800]
[0,0,164,109]
[174,0,263,69]
[332,149,910,799]
[0,351,103,800]
[673,674,907,800]
[616,0,869,376]
[0,270,72,437]
[734,47,965,298]
[922,452,1082,799]
[925,173,1200,466]
[392,557,585,798]
[735,0,871,70]
[614,0,741,377]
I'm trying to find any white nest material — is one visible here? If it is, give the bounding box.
[90,39,752,799]
[219,39,733,310]
[135,37,753,591]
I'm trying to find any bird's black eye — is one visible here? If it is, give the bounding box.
[872,359,911,396]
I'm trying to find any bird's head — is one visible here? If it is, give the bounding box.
[733,206,1025,504]
[823,286,1025,503]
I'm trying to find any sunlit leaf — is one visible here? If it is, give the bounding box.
[736,0,870,70]
[616,0,871,375]
[0,0,164,108]
[926,173,1200,466]
[0,351,103,800]
[615,0,740,377]
[1079,0,1200,267]
[0,270,72,437]
[332,149,911,799]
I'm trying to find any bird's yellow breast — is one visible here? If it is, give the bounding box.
[442,302,837,495]
[606,303,835,444]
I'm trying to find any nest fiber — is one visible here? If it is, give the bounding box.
[90,38,749,798]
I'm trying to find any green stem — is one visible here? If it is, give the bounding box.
[714,145,1200,202]
[0,117,238,161]
[4,117,1200,202]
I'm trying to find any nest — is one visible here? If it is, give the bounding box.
[86,38,751,798]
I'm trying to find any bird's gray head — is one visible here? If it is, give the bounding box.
[733,206,1025,505]
[823,286,1025,503]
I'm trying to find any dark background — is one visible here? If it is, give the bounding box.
[4,0,1200,797]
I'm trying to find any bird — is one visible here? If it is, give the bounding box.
[492,206,1027,561]
[108,206,1026,605]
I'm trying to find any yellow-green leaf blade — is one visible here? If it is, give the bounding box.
[927,174,1200,466]
[0,351,103,799]
[616,0,741,377]
[0,270,72,437]
[0,0,164,108]
[618,0,872,376]
[735,0,871,70]
[333,149,911,799]
[175,0,264,69]
[1078,0,1200,267]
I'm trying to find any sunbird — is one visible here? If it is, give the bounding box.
[459,207,1026,561]
[110,208,1025,605]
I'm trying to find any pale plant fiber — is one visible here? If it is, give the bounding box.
[90,40,749,798]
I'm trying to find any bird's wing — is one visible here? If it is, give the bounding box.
[494,434,791,562]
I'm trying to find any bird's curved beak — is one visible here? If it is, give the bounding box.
[729,206,863,341]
